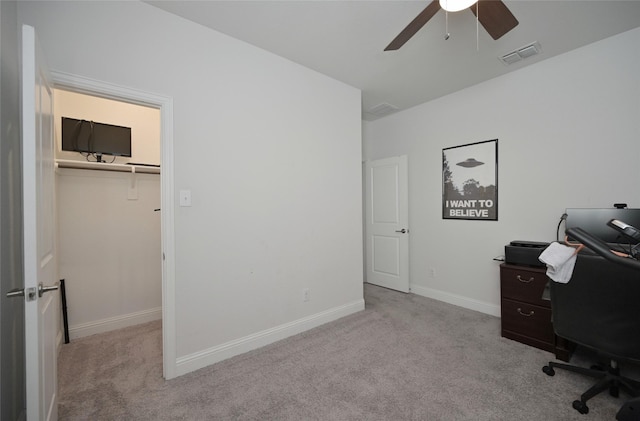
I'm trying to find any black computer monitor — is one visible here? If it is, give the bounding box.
[62,117,131,159]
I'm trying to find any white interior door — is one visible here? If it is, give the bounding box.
[365,156,409,292]
[22,24,58,421]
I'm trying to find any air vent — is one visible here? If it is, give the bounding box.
[366,102,399,118]
[499,41,541,65]
[501,52,521,65]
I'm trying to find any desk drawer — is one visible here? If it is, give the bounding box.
[501,298,554,344]
[500,266,549,307]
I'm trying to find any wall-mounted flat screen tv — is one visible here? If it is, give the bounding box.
[566,208,640,244]
[61,117,131,160]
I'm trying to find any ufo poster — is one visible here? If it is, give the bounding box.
[442,139,498,220]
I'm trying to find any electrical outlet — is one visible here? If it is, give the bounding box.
[302,288,310,302]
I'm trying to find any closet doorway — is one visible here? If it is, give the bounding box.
[54,88,162,349]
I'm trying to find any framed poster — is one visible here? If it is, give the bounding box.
[442,139,498,220]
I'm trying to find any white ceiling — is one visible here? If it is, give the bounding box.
[146,1,640,120]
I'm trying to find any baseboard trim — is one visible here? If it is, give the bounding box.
[175,299,365,377]
[410,284,500,317]
[69,307,162,340]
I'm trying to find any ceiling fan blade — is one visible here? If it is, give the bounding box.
[385,0,441,51]
[470,0,519,40]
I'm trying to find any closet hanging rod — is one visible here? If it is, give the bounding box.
[55,159,160,174]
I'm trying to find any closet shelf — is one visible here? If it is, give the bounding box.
[55,159,160,174]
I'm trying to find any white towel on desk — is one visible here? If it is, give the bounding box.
[538,242,578,284]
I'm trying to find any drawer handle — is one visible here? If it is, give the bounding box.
[517,275,534,283]
[517,308,535,317]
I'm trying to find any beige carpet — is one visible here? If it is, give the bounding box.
[58,284,638,420]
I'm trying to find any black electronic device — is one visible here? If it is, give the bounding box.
[565,208,640,244]
[607,219,640,243]
[505,240,549,267]
[61,117,132,162]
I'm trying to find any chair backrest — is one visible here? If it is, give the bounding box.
[550,251,640,363]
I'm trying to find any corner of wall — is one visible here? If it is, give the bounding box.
[174,299,365,377]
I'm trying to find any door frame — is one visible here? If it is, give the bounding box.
[51,71,177,379]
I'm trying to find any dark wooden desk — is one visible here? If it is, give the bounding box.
[500,263,574,361]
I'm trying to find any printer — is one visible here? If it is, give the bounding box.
[505,240,550,267]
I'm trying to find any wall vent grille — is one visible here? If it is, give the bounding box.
[365,102,399,119]
[499,41,542,65]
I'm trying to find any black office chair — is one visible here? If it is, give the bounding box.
[618,398,640,421]
[542,227,640,416]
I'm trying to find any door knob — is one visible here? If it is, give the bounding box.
[395,228,408,234]
[38,282,59,297]
[6,287,38,301]
[6,288,25,298]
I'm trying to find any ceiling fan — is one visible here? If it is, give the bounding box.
[385,0,519,51]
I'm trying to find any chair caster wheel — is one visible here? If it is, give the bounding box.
[573,400,589,414]
[542,365,555,376]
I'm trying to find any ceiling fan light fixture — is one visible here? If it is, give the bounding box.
[439,0,478,13]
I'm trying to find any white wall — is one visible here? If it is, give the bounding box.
[18,1,363,377]
[363,27,640,316]
[57,169,161,338]
[55,89,161,165]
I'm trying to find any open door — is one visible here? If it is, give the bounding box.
[365,156,410,292]
[21,24,58,421]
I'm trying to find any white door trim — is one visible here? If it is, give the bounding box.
[50,71,177,379]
